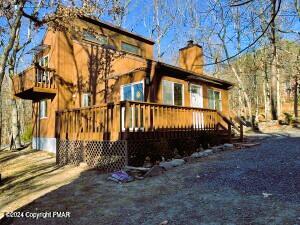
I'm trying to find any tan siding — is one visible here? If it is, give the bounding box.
[32,20,230,140]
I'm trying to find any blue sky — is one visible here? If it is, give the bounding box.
[5,0,299,73]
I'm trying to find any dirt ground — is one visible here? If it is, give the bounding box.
[0,148,85,219]
[0,128,299,225]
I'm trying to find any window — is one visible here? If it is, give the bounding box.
[208,89,222,111]
[39,55,48,67]
[163,80,173,105]
[162,80,184,106]
[174,83,183,106]
[38,55,49,83]
[39,100,47,118]
[121,42,141,55]
[82,93,91,107]
[83,31,108,45]
[121,81,144,101]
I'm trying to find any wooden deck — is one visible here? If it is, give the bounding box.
[55,101,234,141]
[13,65,57,101]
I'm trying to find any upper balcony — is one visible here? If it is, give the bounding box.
[13,65,57,101]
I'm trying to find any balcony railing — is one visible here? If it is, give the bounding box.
[56,101,233,141]
[13,65,56,100]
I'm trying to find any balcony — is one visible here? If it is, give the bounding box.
[13,65,57,101]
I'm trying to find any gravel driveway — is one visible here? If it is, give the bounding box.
[2,129,300,225]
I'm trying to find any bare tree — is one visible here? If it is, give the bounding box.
[0,0,109,149]
[107,0,133,26]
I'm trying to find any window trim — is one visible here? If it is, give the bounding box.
[39,100,48,119]
[162,79,185,106]
[82,30,108,46]
[120,41,141,56]
[208,89,222,111]
[81,92,91,107]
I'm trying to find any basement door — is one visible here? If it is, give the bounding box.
[190,84,204,128]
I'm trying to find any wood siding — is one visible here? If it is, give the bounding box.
[22,19,231,140]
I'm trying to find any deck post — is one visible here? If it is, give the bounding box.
[239,120,244,142]
[35,67,38,87]
[55,112,60,139]
[228,122,232,143]
[124,101,131,140]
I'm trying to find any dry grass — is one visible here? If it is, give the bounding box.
[0,147,86,218]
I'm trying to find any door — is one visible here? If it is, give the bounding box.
[38,55,49,83]
[190,84,204,128]
[121,81,144,130]
[190,84,203,108]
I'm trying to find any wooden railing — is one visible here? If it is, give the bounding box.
[219,112,244,141]
[13,65,56,94]
[122,101,221,130]
[56,103,121,141]
[56,101,231,141]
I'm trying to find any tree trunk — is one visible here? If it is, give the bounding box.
[270,62,278,119]
[263,79,270,121]
[11,99,22,149]
[0,1,25,95]
[230,66,252,120]
[0,91,2,148]
[294,76,299,121]
[269,0,279,120]
[238,89,243,116]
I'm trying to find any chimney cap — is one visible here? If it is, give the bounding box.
[187,40,194,46]
[179,40,202,51]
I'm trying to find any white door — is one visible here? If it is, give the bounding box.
[190,84,203,108]
[190,84,204,128]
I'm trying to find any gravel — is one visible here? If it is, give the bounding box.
[3,128,300,225]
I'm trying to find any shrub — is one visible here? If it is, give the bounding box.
[21,125,33,143]
[283,112,293,125]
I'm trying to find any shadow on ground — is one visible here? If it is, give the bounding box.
[0,148,85,221]
[1,133,299,225]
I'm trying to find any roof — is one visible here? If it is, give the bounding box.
[156,61,234,89]
[28,44,50,54]
[80,16,155,45]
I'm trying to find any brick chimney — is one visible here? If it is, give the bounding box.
[179,40,203,74]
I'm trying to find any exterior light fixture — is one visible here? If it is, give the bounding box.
[145,75,151,85]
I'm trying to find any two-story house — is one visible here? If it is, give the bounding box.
[13,16,236,168]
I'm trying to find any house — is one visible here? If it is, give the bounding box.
[13,16,237,169]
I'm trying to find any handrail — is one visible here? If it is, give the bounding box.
[218,111,239,130]
[218,111,244,141]
[55,101,230,141]
[13,65,57,94]
[56,100,218,114]
[56,102,120,113]
[16,64,55,77]
[121,100,218,112]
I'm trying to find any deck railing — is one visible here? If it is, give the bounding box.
[13,65,56,94]
[56,103,121,141]
[122,101,221,131]
[56,101,231,141]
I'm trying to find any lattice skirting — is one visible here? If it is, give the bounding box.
[57,139,127,172]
